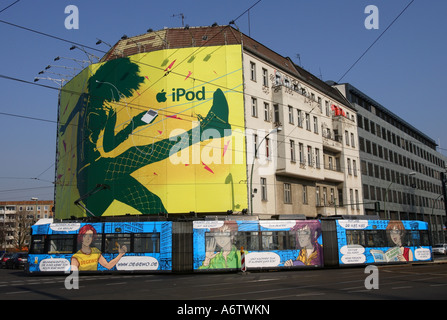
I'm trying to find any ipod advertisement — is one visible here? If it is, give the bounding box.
[55,45,247,219]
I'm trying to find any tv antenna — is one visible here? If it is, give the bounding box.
[172,13,185,27]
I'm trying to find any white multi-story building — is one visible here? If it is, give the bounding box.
[241,37,363,218]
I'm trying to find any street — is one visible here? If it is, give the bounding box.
[0,257,446,302]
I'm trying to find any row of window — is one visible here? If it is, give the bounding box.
[207,230,303,251]
[361,160,443,195]
[258,179,360,210]
[359,137,442,182]
[355,99,440,163]
[249,61,355,122]
[345,229,430,248]
[362,183,445,210]
[250,97,357,151]
[30,233,161,255]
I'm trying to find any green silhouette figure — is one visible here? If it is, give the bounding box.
[59,58,231,216]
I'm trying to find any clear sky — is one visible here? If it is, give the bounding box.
[0,0,446,201]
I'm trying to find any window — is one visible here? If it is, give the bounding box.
[48,235,75,254]
[273,104,280,123]
[288,106,294,124]
[290,140,296,162]
[265,138,270,159]
[253,134,258,158]
[315,148,320,168]
[350,189,354,209]
[261,177,267,201]
[262,68,268,86]
[236,232,260,251]
[345,130,350,146]
[355,190,360,209]
[134,233,160,253]
[303,185,308,204]
[350,133,355,148]
[264,102,270,121]
[104,234,131,254]
[313,116,318,133]
[250,61,256,81]
[307,146,313,166]
[284,183,292,203]
[305,113,311,130]
[297,109,303,127]
[353,160,357,176]
[275,74,281,85]
[299,143,304,164]
[347,158,352,175]
[251,97,258,117]
[316,187,321,206]
[30,235,45,254]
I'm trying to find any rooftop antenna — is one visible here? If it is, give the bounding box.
[172,13,185,27]
[296,54,302,67]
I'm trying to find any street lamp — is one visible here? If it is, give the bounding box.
[31,197,38,221]
[249,127,282,215]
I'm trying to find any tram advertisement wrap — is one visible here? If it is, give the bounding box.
[193,220,324,271]
[28,221,172,272]
[336,220,432,265]
[55,45,247,219]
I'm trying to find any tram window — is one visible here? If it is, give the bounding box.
[365,230,386,247]
[262,231,294,250]
[30,235,45,254]
[235,232,260,251]
[419,231,430,246]
[262,232,275,250]
[346,230,365,246]
[134,233,160,253]
[76,233,103,252]
[104,234,131,254]
[48,235,76,254]
[406,230,430,247]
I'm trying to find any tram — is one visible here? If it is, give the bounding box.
[27,216,432,274]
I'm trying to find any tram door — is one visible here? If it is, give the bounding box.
[172,222,193,272]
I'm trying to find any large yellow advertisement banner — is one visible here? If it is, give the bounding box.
[55,45,247,219]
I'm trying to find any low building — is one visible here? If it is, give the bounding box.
[0,200,54,250]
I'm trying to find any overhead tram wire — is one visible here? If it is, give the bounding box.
[337,0,415,83]
[0,19,107,54]
[0,0,20,14]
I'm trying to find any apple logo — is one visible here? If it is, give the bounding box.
[156,89,167,103]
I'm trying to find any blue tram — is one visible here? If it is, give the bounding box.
[27,216,432,274]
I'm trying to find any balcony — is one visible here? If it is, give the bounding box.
[323,163,344,182]
[322,133,342,152]
[316,205,347,216]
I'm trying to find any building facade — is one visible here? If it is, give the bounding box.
[54,25,363,220]
[242,38,363,218]
[0,200,54,250]
[335,83,447,242]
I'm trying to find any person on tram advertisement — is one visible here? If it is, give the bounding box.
[71,224,127,271]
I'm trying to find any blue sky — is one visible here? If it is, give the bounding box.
[0,0,446,201]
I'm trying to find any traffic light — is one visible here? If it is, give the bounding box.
[374,201,380,214]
